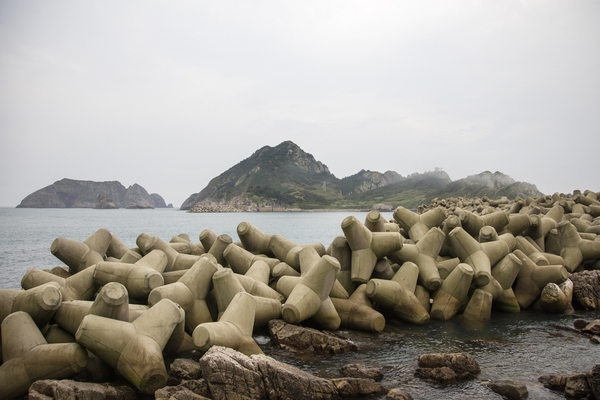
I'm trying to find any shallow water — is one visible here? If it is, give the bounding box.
[1,207,598,399]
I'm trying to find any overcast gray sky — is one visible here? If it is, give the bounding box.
[1,1,598,208]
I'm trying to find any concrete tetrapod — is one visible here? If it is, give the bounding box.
[557,220,600,272]
[281,255,342,330]
[75,298,185,394]
[365,262,430,325]
[199,228,218,252]
[393,206,446,243]
[138,233,200,272]
[388,227,445,291]
[206,233,233,267]
[54,282,130,336]
[462,289,493,322]
[237,221,275,257]
[447,227,510,287]
[514,236,565,266]
[365,209,400,233]
[0,282,62,328]
[523,205,564,251]
[430,263,474,321]
[106,233,132,260]
[169,236,206,256]
[458,209,509,239]
[341,215,403,284]
[440,215,461,258]
[50,228,112,274]
[147,257,219,333]
[503,213,534,237]
[211,268,282,327]
[269,233,327,272]
[54,282,130,381]
[21,265,98,301]
[330,297,386,333]
[223,243,281,275]
[0,311,89,400]
[281,245,349,299]
[327,235,354,295]
[512,250,568,309]
[193,292,263,356]
[93,249,167,300]
[485,253,522,313]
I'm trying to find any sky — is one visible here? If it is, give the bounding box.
[0,1,598,208]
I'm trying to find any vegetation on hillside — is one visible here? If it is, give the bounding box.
[181,141,543,211]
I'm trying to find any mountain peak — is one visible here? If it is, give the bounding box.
[463,171,515,188]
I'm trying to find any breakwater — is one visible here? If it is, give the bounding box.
[1,190,599,399]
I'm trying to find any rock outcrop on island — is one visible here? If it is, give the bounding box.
[17,178,169,209]
[181,140,543,212]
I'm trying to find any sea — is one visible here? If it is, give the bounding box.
[1,207,599,399]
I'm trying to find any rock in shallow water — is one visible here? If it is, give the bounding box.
[415,352,480,382]
[487,380,529,400]
[268,318,358,354]
[340,363,384,381]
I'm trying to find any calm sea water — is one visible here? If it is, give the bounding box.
[1,207,599,399]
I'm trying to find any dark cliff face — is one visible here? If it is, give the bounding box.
[17,179,167,209]
[123,184,154,209]
[150,193,168,208]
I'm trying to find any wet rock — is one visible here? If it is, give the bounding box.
[385,388,414,400]
[591,336,600,344]
[415,353,480,381]
[571,270,600,310]
[169,358,203,384]
[198,346,266,399]
[330,377,388,397]
[28,379,138,400]
[537,282,574,314]
[575,319,589,330]
[565,373,591,398]
[487,380,529,400]
[583,320,600,336]
[155,386,210,400]
[539,374,568,391]
[340,363,384,381]
[268,319,358,354]
[253,353,338,399]
[155,380,211,400]
[415,366,459,382]
[588,364,600,400]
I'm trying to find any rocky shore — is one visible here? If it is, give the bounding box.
[2,189,600,399]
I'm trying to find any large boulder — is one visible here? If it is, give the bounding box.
[253,353,338,399]
[487,380,529,400]
[198,346,266,399]
[571,270,600,310]
[268,319,358,354]
[163,348,391,400]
